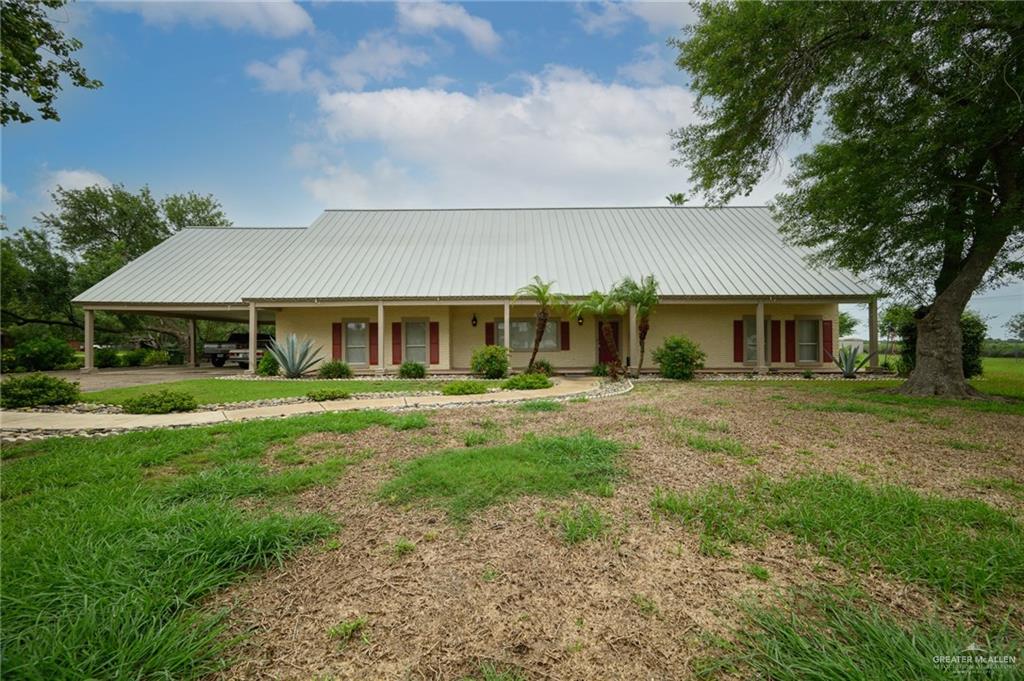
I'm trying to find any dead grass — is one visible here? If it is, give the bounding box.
[212,381,1024,680]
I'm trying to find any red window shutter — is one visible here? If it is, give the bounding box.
[770,320,781,363]
[484,322,495,346]
[369,323,379,365]
[332,323,342,360]
[822,319,833,362]
[391,322,402,364]
[560,321,570,350]
[732,320,744,362]
[785,320,796,363]
[429,321,440,364]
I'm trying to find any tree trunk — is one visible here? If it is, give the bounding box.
[528,309,548,371]
[600,320,624,380]
[636,317,650,378]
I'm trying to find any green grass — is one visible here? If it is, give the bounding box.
[700,588,1023,681]
[517,399,564,413]
[460,662,528,681]
[653,474,1024,604]
[328,615,368,644]
[392,537,416,558]
[744,563,770,581]
[684,433,746,456]
[557,503,611,544]
[967,476,1024,500]
[379,432,622,522]
[631,593,658,617]
[81,378,501,406]
[0,410,422,679]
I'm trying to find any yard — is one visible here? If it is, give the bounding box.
[2,361,1022,679]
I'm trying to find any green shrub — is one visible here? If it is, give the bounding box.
[307,388,350,401]
[470,345,509,379]
[10,337,75,372]
[122,390,197,414]
[94,347,122,368]
[652,335,706,380]
[0,373,80,408]
[141,350,170,366]
[441,380,489,396]
[256,353,279,377]
[318,360,353,379]
[398,361,426,379]
[503,373,553,390]
[527,358,554,376]
[591,363,609,377]
[166,350,185,365]
[802,369,815,379]
[0,350,16,373]
[898,308,986,379]
[122,348,149,367]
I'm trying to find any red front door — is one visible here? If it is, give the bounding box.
[598,321,620,364]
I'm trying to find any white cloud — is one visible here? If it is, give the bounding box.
[42,169,112,195]
[331,32,430,90]
[246,49,326,93]
[110,0,313,39]
[397,2,501,53]
[302,66,698,208]
[576,1,694,36]
[617,42,675,85]
[1,184,16,203]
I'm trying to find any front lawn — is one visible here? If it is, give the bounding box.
[3,374,1022,679]
[80,378,500,406]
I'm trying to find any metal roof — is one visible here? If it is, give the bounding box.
[74,207,877,304]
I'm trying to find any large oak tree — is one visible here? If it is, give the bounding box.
[672,2,1022,397]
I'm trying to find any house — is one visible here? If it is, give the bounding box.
[73,207,880,374]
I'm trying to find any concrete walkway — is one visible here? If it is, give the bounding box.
[0,377,605,432]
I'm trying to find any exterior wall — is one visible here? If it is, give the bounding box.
[275,305,452,371]
[273,301,839,373]
[643,302,840,370]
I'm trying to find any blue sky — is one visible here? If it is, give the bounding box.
[1,1,1019,336]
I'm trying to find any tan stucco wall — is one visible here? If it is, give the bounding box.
[273,302,839,373]
[275,305,452,371]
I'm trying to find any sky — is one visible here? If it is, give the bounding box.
[1,1,1020,337]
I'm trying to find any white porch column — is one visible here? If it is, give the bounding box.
[82,309,95,373]
[503,300,511,349]
[755,301,766,373]
[868,299,879,371]
[247,302,257,374]
[377,303,386,375]
[187,318,198,367]
[628,304,640,377]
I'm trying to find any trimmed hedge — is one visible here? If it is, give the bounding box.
[318,361,353,379]
[470,346,509,379]
[398,362,427,379]
[122,390,197,414]
[306,388,350,401]
[141,350,170,367]
[652,335,706,380]
[95,348,122,368]
[503,373,553,390]
[0,374,80,409]
[256,353,280,377]
[9,337,75,372]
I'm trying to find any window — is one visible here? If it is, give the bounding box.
[743,316,771,363]
[345,321,368,364]
[495,319,560,352]
[797,319,820,362]
[404,320,427,364]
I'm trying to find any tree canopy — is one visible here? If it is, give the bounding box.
[672,2,1023,396]
[1,0,101,124]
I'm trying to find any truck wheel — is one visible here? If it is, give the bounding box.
[211,357,226,367]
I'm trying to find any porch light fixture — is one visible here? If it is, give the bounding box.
[576,314,584,326]
[471,313,478,327]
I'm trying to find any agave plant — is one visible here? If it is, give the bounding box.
[829,345,875,379]
[267,334,323,378]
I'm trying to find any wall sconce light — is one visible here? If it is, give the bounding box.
[471,313,478,327]
[576,314,584,326]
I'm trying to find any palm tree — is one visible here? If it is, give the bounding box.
[613,275,659,377]
[665,192,687,206]
[512,276,566,371]
[572,290,627,380]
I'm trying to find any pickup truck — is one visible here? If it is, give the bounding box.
[204,333,273,368]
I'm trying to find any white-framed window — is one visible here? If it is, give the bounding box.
[796,318,820,362]
[345,321,368,364]
[404,320,428,364]
[495,318,560,352]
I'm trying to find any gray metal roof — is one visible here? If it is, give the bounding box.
[74,207,877,304]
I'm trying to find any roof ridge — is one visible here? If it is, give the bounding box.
[321,206,769,212]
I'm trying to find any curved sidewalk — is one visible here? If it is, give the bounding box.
[0,377,606,432]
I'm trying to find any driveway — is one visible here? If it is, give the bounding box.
[2,366,243,392]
